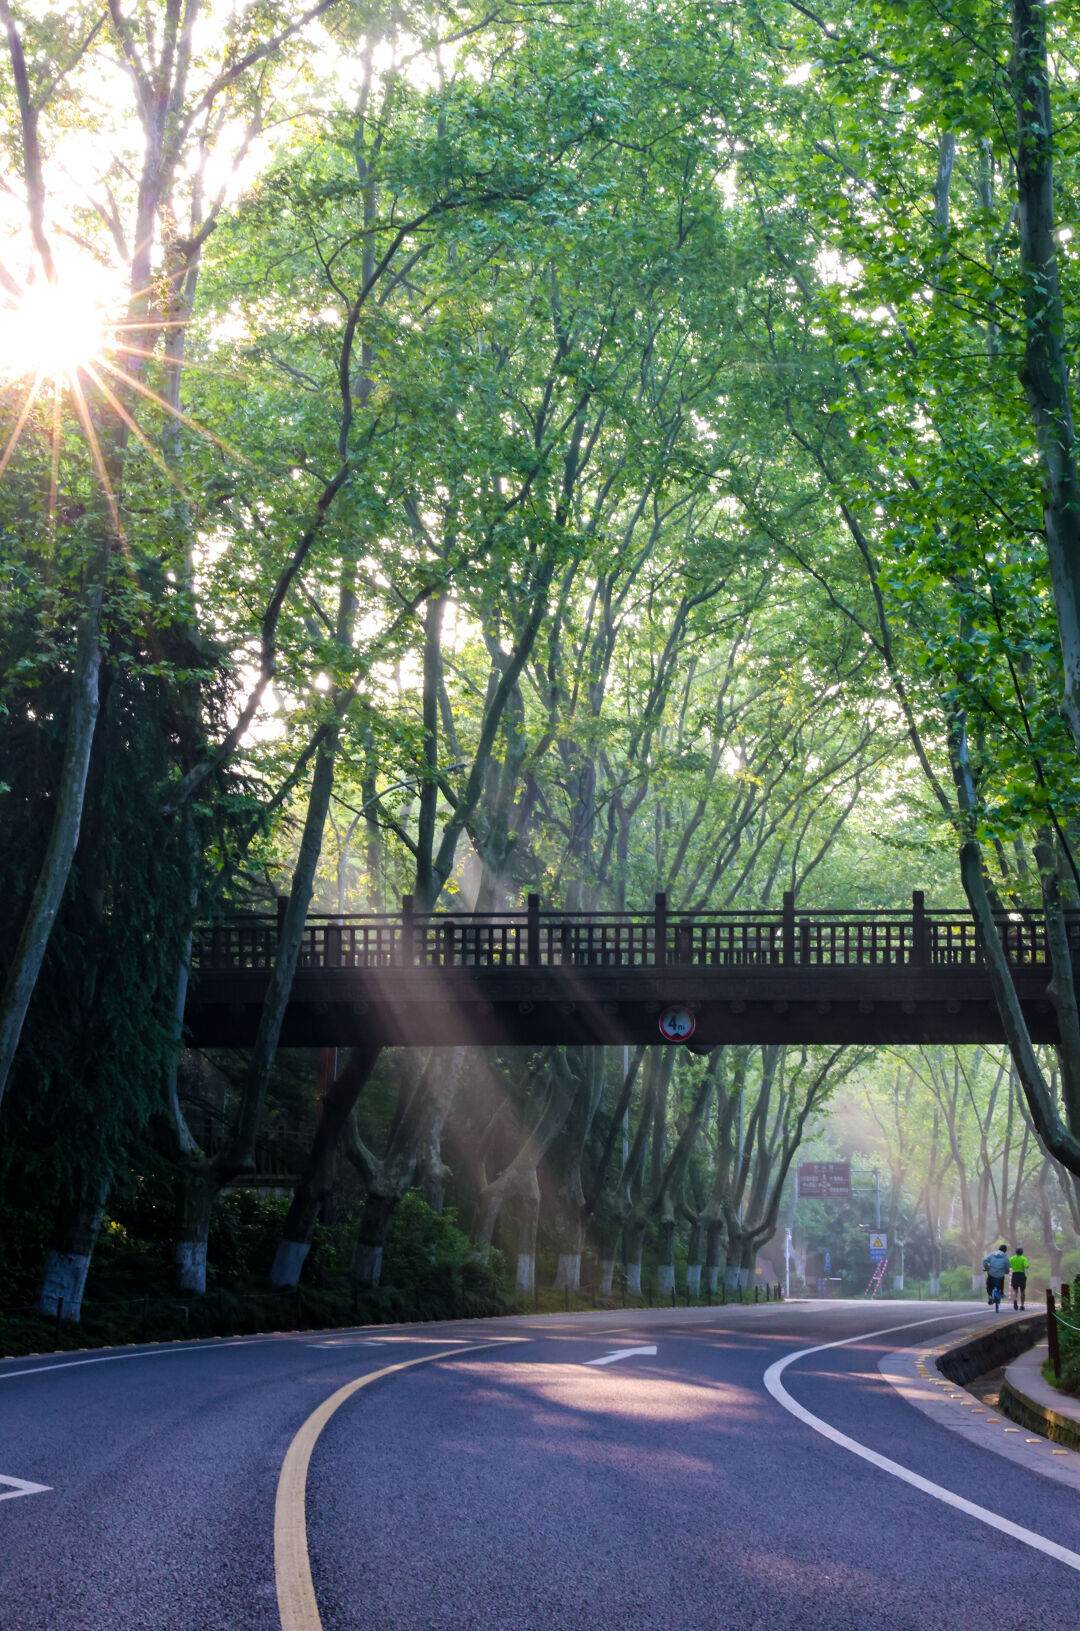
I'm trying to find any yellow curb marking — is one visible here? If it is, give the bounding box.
[275,1340,518,1631]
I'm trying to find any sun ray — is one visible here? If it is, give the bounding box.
[66,366,125,547]
[47,379,61,547]
[110,339,268,393]
[95,354,260,470]
[0,374,43,480]
[82,359,193,503]
[113,318,193,332]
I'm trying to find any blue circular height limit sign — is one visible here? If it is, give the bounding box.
[659,1006,696,1042]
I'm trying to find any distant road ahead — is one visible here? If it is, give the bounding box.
[2,1301,1078,1630]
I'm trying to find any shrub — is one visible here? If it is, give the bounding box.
[207,1190,291,1282]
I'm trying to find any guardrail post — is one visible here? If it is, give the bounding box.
[401,895,415,966]
[1048,1286,1062,1379]
[527,893,541,966]
[912,890,928,967]
[782,892,795,965]
[654,892,668,967]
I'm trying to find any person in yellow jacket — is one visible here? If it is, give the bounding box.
[1010,1247,1029,1311]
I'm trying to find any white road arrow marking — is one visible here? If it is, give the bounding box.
[0,1474,50,1503]
[585,1346,658,1367]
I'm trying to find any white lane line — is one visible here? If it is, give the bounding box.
[764,1312,1080,1575]
[585,1346,658,1366]
[0,1474,50,1502]
[0,1336,274,1381]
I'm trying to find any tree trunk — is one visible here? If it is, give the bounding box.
[685,1221,703,1298]
[38,1182,107,1321]
[656,1216,676,1298]
[1010,0,1080,759]
[705,1222,724,1294]
[351,1190,399,1288]
[553,1240,583,1292]
[173,1160,219,1293]
[515,1181,540,1296]
[0,600,101,1109]
[723,1234,751,1293]
[623,1217,645,1298]
[270,1044,380,1286]
[413,1047,467,1215]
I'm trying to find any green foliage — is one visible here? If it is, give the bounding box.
[207,1191,292,1283]
[382,1191,503,1314]
[1057,1278,1080,1396]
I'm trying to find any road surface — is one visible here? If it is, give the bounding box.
[1,1300,1078,1629]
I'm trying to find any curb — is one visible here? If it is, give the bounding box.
[933,1310,1046,1385]
[999,1351,1080,1452]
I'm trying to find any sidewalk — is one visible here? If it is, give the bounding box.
[1001,1343,1080,1452]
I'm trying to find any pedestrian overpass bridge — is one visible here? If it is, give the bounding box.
[184,891,1069,1050]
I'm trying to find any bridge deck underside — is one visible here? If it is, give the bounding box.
[184,965,1059,1048]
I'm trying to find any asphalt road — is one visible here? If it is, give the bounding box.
[1,1300,1078,1630]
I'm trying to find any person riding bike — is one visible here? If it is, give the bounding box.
[1009,1247,1029,1311]
[983,1244,1010,1310]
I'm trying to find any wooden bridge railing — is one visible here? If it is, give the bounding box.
[190,891,1077,974]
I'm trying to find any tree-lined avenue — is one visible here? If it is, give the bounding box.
[2,1302,1079,1629]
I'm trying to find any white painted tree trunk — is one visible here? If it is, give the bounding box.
[39,1251,93,1321]
[929,1274,941,1295]
[599,1259,615,1295]
[1051,1273,1063,1294]
[685,1264,702,1298]
[515,1253,535,1295]
[553,1252,581,1291]
[270,1238,310,1287]
[353,1242,383,1287]
[174,1239,208,1294]
[38,1189,106,1321]
[723,1263,748,1293]
[707,1264,720,1294]
[657,1264,675,1299]
[173,1164,218,1294]
[971,1272,983,1291]
[625,1259,642,1298]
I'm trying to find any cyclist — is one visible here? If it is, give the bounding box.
[983,1244,1010,1310]
[1010,1246,1029,1311]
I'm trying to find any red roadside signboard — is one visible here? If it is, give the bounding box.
[797,1160,851,1197]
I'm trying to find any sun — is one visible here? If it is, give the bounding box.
[0,277,110,383]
